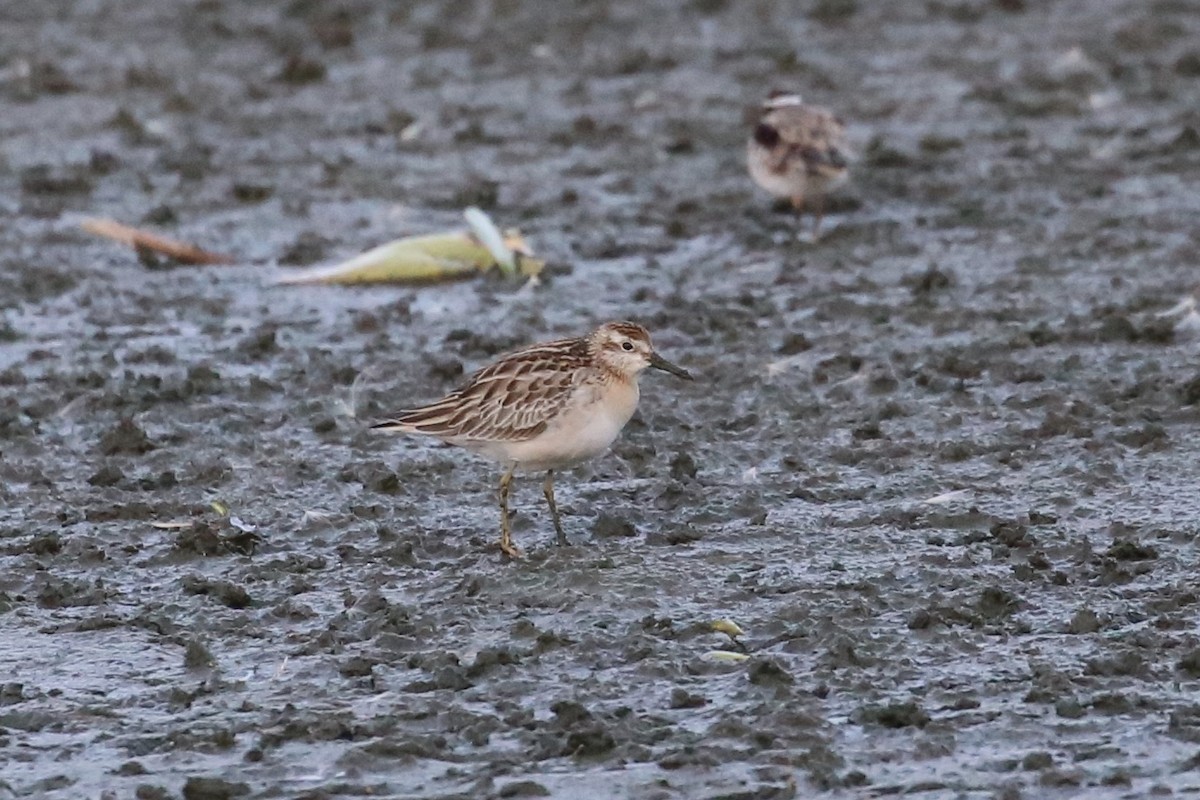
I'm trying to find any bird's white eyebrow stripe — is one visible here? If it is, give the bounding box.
[764,93,804,109]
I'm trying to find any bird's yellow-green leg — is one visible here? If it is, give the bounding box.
[543,470,569,547]
[498,463,520,558]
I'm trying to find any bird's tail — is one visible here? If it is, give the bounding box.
[369,418,419,433]
[370,396,462,436]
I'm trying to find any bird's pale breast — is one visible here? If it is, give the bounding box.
[747,143,808,199]
[479,376,639,472]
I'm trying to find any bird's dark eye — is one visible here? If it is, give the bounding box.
[754,122,780,148]
[621,341,634,351]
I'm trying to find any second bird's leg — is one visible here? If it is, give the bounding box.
[811,194,826,241]
[542,470,569,547]
[790,194,814,241]
[498,463,520,558]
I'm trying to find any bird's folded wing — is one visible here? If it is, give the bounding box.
[381,344,586,442]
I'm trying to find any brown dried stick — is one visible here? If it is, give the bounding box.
[81,217,233,265]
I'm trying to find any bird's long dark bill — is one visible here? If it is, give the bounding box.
[649,351,694,380]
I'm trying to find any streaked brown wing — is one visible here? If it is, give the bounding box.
[769,106,847,178]
[379,337,588,442]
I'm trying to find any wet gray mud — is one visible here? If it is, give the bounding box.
[4,0,1200,797]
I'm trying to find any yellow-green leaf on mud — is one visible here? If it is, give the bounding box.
[275,227,543,286]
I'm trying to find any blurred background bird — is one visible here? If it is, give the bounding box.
[747,91,850,241]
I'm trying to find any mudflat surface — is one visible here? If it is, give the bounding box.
[4,1,1200,798]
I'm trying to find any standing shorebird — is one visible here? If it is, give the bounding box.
[747,91,850,240]
[372,322,693,558]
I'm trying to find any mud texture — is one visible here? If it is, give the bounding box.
[4,0,1200,798]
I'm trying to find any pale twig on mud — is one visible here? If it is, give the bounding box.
[829,370,868,393]
[1156,295,1196,318]
[399,119,424,142]
[228,515,257,533]
[54,393,91,419]
[1177,311,1200,340]
[923,489,972,505]
[301,509,334,526]
[1156,294,1200,340]
[335,367,377,420]
[765,351,820,379]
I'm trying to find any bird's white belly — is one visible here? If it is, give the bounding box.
[472,381,638,472]
[747,152,805,199]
